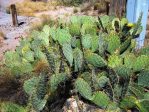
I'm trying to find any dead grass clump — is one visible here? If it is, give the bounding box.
[7,0,60,16]
[16,1,52,16]
[47,0,61,7]
[30,14,56,31]
[0,61,11,76]
[93,0,110,14]
[80,3,92,12]
[0,68,13,86]
[30,21,43,31]
[0,31,5,43]
[17,7,35,16]
[0,66,14,92]
[93,2,106,13]
[33,59,49,73]
[40,14,56,26]
[0,72,24,103]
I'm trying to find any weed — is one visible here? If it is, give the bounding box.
[73,8,79,13]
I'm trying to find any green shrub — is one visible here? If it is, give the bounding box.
[4,13,149,111]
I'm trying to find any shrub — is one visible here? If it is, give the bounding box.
[3,13,149,112]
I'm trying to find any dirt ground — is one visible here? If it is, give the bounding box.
[0,12,40,60]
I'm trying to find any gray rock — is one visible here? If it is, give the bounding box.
[63,96,104,112]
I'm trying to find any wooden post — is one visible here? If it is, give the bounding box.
[10,4,18,27]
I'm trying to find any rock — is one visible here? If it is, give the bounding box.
[63,96,105,112]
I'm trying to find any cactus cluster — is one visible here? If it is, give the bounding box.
[3,14,149,112]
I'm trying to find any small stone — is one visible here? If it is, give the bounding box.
[63,96,104,112]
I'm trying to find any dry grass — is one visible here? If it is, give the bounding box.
[0,31,5,38]
[0,31,5,43]
[15,1,60,16]
[93,2,107,13]
[80,3,92,12]
[0,64,12,78]
[40,14,55,26]
[16,1,46,16]
[30,14,57,31]
[80,0,108,13]
[33,59,49,73]
[30,21,43,31]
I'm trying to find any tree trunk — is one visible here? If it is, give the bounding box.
[109,0,127,18]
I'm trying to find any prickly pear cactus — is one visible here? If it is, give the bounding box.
[3,14,149,112]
